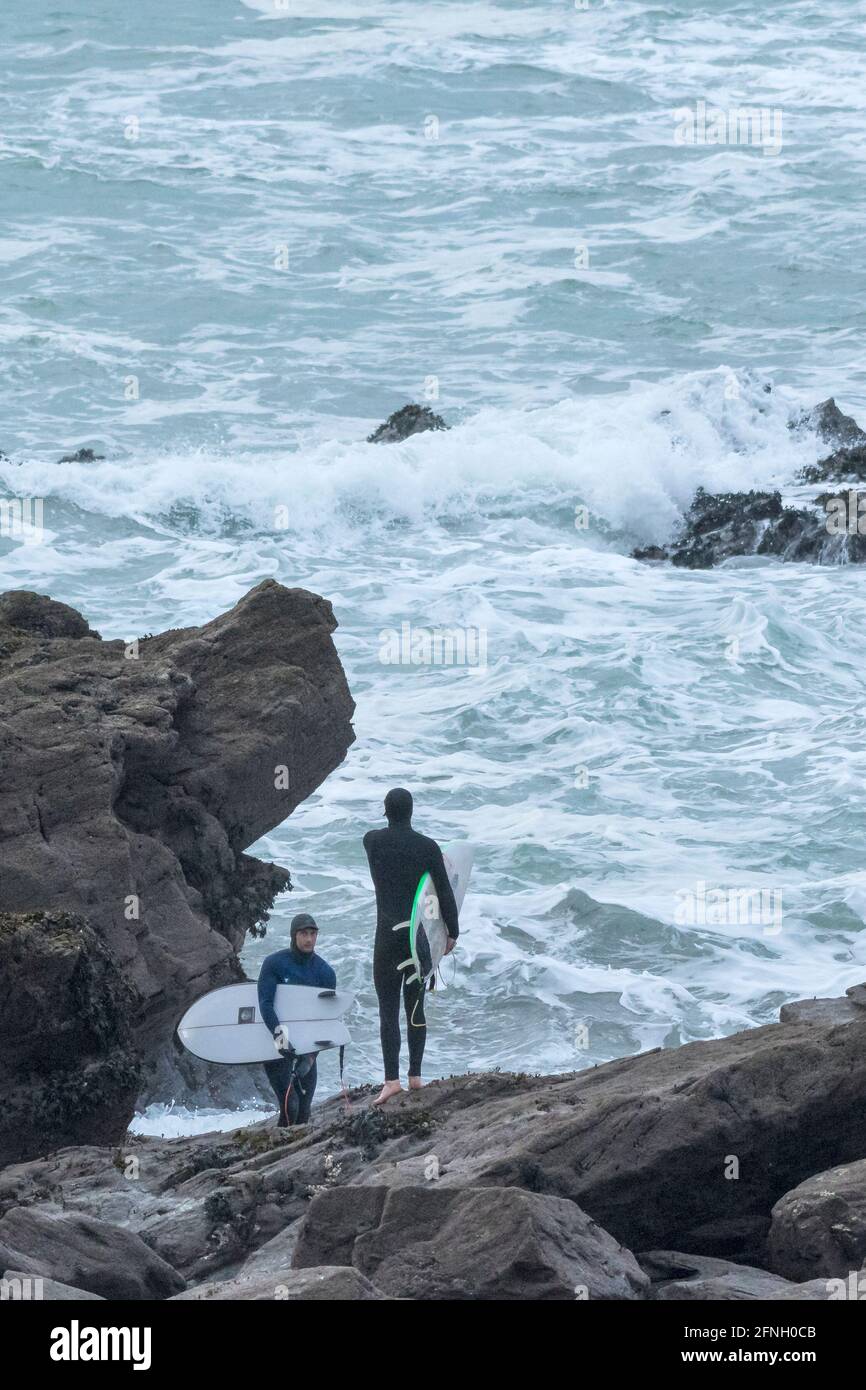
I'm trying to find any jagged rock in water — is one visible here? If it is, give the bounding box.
[633,401,866,568]
[792,398,866,481]
[791,398,866,450]
[633,487,866,568]
[57,447,106,463]
[631,544,668,563]
[0,580,355,1155]
[801,444,866,484]
[367,404,448,444]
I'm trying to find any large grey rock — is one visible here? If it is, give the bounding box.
[639,1250,832,1301]
[768,1160,866,1281]
[0,1208,185,1300]
[453,1013,866,1263]
[0,580,354,1157]
[779,996,862,1026]
[293,1185,649,1300]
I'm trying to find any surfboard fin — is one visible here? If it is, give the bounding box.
[396,957,414,971]
[392,919,410,932]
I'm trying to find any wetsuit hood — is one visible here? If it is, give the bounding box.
[290,911,319,962]
[384,786,413,825]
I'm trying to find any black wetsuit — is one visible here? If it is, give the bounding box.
[363,822,459,1081]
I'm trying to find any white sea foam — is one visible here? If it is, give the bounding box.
[129,1103,271,1138]
[0,370,816,547]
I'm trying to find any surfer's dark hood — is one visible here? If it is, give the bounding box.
[289,912,319,962]
[384,786,413,824]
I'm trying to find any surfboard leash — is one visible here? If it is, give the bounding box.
[282,1077,294,1126]
[338,1044,353,1111]
[409,982,428,1029]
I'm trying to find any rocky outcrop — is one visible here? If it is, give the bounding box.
[791,397,866,450]
[2,981,866,1299]
[367,404,448,444]
[633,399,866,567]
[801,448,866,484]
[767,1160,866,1281]
[57,447,105,464]
[0,580,355,1156]
[793,397,866,482]
[0,590,94,641]
[0,911,140,1168]
[427,1015,866,1265]
[633,487,866,568]
[779,994,863,1026]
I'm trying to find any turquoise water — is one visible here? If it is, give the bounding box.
[3,1,866,1126]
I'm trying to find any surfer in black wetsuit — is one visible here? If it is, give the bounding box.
[363,788,459,1106]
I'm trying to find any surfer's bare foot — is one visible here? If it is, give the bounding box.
[408,1076,423,1091]
[373,1081,403,1106]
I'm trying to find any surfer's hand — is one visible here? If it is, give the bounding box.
[444,936,456,956]
[273,1025,291,1055]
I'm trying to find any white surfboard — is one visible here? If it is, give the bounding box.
[177,983,354,1064]
[395,840,474,986]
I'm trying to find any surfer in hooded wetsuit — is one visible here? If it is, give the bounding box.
[257,913,336,1127]
[363,788,459,1107]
